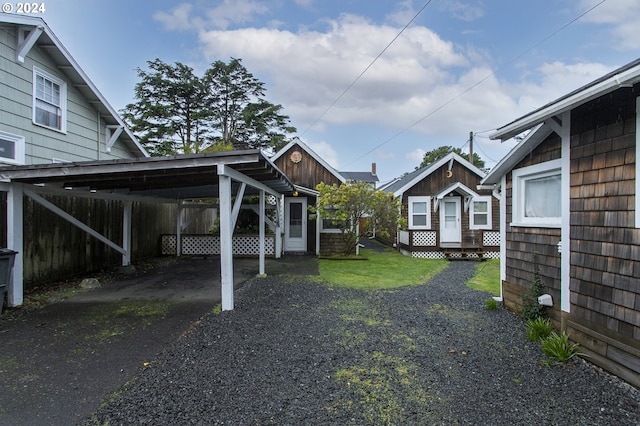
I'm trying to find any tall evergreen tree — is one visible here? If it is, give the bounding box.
[122,58,296,156]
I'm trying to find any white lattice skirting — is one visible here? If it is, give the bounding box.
[412,231,437,247]
[162,235,275,256]
[401,249,500,259]
[483,231,500,247]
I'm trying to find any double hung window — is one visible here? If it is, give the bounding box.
[33,67,67,132]
[408,196,431,229]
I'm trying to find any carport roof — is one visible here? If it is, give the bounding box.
[0,150,295,200]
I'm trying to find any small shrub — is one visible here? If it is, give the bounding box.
[485,298,498,311]
[521,252,547,321]
[526,317,553,342]
[541,331,584,363]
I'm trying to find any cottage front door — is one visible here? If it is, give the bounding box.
[440,197,461,245]
[284,197,307,252]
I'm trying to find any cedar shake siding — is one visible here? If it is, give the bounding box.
[503,133,562,318]
[565,87,640,386]
[497,84,640,387]
[273,144,342,189]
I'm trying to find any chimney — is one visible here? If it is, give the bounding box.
[371,162,377,176]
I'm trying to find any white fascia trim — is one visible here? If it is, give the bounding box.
[492,65,640,141]
[636,97,640,228]
[271,137,345,183]
[393,152,485,197]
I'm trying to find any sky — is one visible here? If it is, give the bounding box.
[28,0,640,184]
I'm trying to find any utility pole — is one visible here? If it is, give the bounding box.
[469,131,474,166]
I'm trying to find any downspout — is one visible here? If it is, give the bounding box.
[560,111,571,328]
[97,110,101,160]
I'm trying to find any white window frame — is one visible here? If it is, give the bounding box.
[0,131,26,165]
[470,196,492,230]
[408,196,431,230]
[511,159,562,228]
[33,66,67,133]
[319,207,345,233]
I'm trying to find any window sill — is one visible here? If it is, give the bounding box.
[33,121,67,134]
[510,222,561,229]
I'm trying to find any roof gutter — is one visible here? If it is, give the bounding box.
[491,64,640,142]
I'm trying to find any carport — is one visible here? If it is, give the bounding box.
[0,150,294,311]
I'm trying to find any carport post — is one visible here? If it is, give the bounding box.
[259,190,265,275]
[7,182,23,306]
[219,173,234,311]
[122,200,132,266]
[176,202,183,257]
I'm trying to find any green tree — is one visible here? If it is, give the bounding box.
[311,181,405,256]
[121,59,212,156]
[122,58,296,156]
[418,146,484,169]
[204,58,296,150]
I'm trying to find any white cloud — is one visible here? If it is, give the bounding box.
[153,3,195,31]
[578,0,640,50]
[407,148,425,163]
[205,0,270,30]
[154,1,270,31]
[439,1,485,22]
[197,14,469,131]
[308,140,340,169]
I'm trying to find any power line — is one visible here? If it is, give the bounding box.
[344,0,608,167]
[299,0,433,137]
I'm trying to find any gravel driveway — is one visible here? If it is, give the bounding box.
[86,261,639,425]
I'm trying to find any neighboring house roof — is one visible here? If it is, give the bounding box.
[1,14,148,157]
[271,137,345,183]
[340,171,379,184]
[491,58,640,142]
[383,152,485,197]
[483,57,640,186]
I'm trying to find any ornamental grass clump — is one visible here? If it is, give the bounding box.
[541,331,585,364]
[526,317,554,342]
[485,298,498,311]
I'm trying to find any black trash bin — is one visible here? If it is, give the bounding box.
[0,249,17,314]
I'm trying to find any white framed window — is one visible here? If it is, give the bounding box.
[33,67,67,133]
[0,131,25,165]
[319,207,345,233]
[408,196,431,229]
[511,159,562,227]
[470,196,492,230]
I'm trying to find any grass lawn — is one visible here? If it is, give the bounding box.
[466,259,500,296]
[319,248,448,290]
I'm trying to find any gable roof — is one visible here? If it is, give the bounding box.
[483,58,640,186]
[271,137,345,183]
[1,14,148,158]
[481,123,553,185]
[382,152,485,197]
[491,57,640,142]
